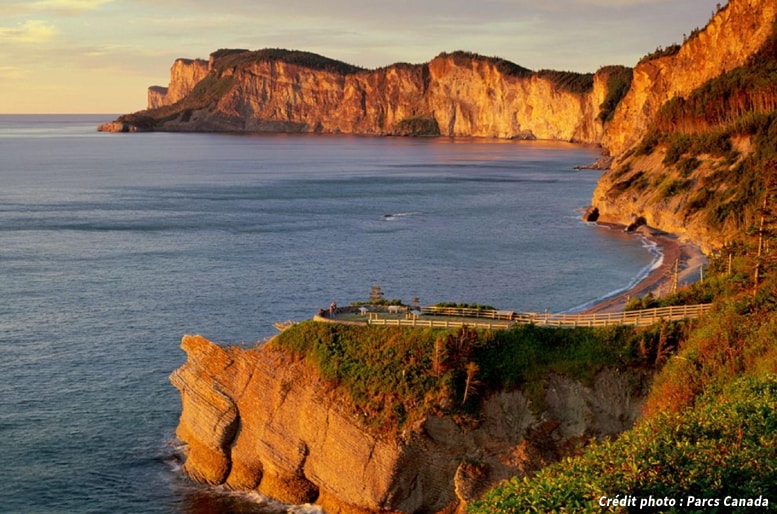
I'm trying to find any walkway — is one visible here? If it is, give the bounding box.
[319,303,714,330]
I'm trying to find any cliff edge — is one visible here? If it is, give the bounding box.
[170,333,651,513]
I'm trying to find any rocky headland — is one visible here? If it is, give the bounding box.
[171,334,651,513]
[100,49,623,143]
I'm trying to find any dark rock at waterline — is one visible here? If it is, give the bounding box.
[625,215,647,232]
[582,206,600,222]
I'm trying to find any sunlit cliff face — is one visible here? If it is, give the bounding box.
[135,51,615,142]
[602,0,777,157]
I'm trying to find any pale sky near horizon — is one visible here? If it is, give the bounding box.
[0,0,723,114]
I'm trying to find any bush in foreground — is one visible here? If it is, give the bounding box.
[469,374,777,513]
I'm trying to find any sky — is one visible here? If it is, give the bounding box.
[0,0,724,114]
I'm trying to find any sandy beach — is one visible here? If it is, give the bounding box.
[582,224,708,314]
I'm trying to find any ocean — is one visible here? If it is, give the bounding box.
[0,115,656,513]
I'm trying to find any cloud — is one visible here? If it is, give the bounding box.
[34,0,113,14]
[0,20,58,43]
[0,66,27,80]
[0,0,112,16]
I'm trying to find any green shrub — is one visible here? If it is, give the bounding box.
[658,178,692,198]
[663,134,693,166]
[635,131,661,156]
[536,70,595,94]
[677,156,701,176]
[610,170,650,194]
[436,51,532,78]
[470,374,777,514]
[598,66,633,123]
[393,116,441,136]
[638,44,681,65]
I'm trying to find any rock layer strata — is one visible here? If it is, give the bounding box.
[170,335,650,513]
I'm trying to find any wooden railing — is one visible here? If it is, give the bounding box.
[513,303,714,328]
[367,318,514,330]
[364,303,714,330]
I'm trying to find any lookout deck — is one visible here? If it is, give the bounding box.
[314,303,714,330]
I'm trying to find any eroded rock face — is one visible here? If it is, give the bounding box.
[146,58,210,109]
[170,335,651,513]
[586,0,777,249]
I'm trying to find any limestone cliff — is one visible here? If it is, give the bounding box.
[100,49,618,143]
[147,58,210,109]
[170,335,650,513]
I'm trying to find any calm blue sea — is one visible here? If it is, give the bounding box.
[0,115,656,513]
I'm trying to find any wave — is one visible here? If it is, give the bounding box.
[160,438,323,513]
[382,211,424,221]
[564,234,664,313]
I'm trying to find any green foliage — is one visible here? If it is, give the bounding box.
[657,178,692,199]
[119,74,237,128]
[393,116,441,136]
[350,299,405,307]
[274,322,444,429]
[470,374,777,514]
[536,70,595,94]
[662,134,693,166]
[648,129,735,169]
[704,158,765,231]
[677,156,701,176]
[610,170,650,194]
[436,51,533,78]
[434,302,497,311]
[598,66,633,123]
[638,43,681,65]
[470,323,674,410]
[211,48,365,75]
[609,162,633,182]
[653,32,777,135]
[635,131,661,156]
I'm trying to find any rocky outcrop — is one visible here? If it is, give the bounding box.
[147,58,210,109]
[170,335,651,513]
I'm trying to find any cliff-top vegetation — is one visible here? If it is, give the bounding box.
[435,51,533,78]
[272,321,684,432]
[472,235,777,510]
[605,26,777,239]
[209,48,366,76]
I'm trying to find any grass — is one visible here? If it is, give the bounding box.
[270,321,675,432]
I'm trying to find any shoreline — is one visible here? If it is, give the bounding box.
[581,224,708,314]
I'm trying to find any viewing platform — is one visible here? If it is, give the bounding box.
[312,303,714,330]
